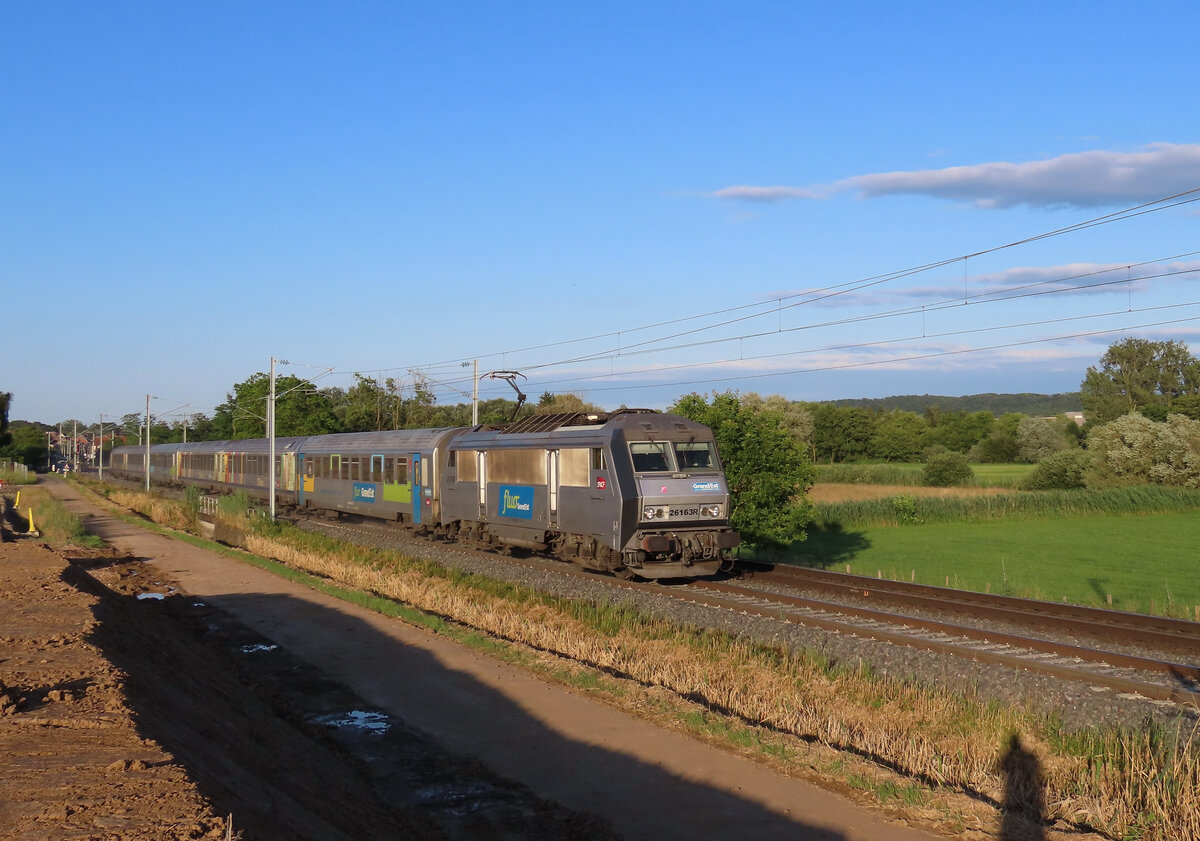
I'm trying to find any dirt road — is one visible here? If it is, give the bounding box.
[3,477,946,841]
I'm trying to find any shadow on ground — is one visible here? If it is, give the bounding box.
[65,556,857,841]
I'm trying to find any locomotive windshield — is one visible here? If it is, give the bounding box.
[629,440,718,472]
[673,441,715,469]
[629,442,671,472]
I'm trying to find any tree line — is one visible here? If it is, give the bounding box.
[5,337,1200,546]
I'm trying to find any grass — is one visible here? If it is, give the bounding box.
[795,510,1200,617]
[812,485,1200,528]
[76,478,1200,840]
[815,462,1035,488]
[0,466,38,485]
[5,485,105,547]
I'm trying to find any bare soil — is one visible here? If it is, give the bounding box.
[0,536,612,840]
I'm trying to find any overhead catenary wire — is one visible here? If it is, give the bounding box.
[317,187,1200,404]
[404,187,1200,373]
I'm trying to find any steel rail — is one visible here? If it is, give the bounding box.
[743,563,1200,653]
[688,579,1200,706]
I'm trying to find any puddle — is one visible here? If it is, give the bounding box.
[136,592,165,601]
[313,709,392,735]
[239,643,279,654]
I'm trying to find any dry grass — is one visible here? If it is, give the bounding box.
[809,483,1010,503]
[99,485,1200,841]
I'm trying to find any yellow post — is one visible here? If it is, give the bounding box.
[26,507,35,535]
[13,490,19,507]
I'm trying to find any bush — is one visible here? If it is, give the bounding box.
[1086,412,1200,488]
[922,451,973,487]
[892,494,922,524]
[1022,450,1092,490]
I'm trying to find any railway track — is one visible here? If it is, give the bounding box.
[742,562,1200,655]
[298,514,1200,710]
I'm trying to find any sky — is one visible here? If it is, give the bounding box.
[4,1,1200,426]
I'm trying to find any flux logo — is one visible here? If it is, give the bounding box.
[499,485,533,519]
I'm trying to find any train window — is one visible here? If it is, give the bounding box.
[487,449,546,484]
[590,448,606,470]
[384,457,394,480]
[446,451,456,469]
[560,448,590,487]
[673,441,715,469]
[340,457,350,481]
[456,451,475,482]
[349,457,360,482]
[629,442,672,472]
[396,458,408,484]
[304,456,314,477]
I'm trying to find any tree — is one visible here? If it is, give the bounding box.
[533,393,602,415]
[1080,338,1200,425]
[0,420,47,466]
[742,394,813,451]
[810,405,873,462]
[869,410,926,462]
[0,391,11,448]
[341,374,393,432]
[925,410,995,453]
[1015,417,1069,463]
[213,372,340,439]
[672,391,815,548]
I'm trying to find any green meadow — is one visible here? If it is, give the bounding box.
[795,484,1200,619]
[814,462,1036,488]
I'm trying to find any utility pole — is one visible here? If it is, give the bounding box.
[98,414,105,482]
[145,394,151,492]
[268,356,277,520]
[462,359,479,425]
[46,432,53,470]
[73,420,78,472]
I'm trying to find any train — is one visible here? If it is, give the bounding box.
[108,409,740,579]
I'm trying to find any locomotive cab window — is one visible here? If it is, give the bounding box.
[629,442,672,473]
[674,441,715,469]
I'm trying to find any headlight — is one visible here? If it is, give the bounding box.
[702,504,724,518]
[642,505,667,521]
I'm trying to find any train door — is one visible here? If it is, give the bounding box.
[477,451,487,519]
[300,453,312,504]
[411,453,422,525]
[548,449,559,527]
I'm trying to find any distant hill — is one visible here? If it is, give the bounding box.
[823,392,1083,417]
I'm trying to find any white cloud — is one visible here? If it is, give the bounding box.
[713,143,1200,209]
[711,185,824,202]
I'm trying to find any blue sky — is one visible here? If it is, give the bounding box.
[5,2,1200,425]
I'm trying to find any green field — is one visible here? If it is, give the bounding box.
[791,511,1200,618]
[814,462,1035,487]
